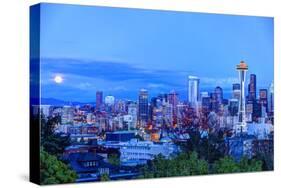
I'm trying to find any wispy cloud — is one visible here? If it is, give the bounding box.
[41,58,186,87]
[40,58,192,101]
[147,83,166,89]
[201,77,239,87]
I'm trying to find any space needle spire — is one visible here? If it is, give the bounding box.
[235,60,248,134]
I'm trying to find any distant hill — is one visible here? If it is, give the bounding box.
[40,98,95,106]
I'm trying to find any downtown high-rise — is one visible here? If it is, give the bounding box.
[259,89,268,113]
[268,82,274,113]
[248,74,257,102]
[96,91,103,111]
[213,86,223,112]
[188,76,200,108]
[138,89,149,124]
[168,90,179,120]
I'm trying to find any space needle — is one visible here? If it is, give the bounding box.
[235,60,248,134]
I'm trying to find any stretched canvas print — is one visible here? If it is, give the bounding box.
[30,3,274,185]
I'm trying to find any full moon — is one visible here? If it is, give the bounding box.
[54,75,63,84]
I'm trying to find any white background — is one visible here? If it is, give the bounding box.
[0,0,280,187]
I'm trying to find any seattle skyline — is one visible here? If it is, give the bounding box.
[31,3,274,184]
[39,4,274,102]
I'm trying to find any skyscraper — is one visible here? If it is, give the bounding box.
[202,96,211,110]
[252,100,262,121]
[214,86,223,112]
[248,74,256,101]
[150,97,158,123]
[168,90,179,120]
[229,99,239,116]
[61,106,74,124]
[200,92,209,100]
[214,86,223,103]
[210,92,216,111]
[200,92,210,110]
[105,95,115,106]
[233,83,240,90]
[232,83,241,100]
[188,76,200,108]
[138,89,149,124]
[235,61,248,133]
[268,82,274,113]
[128,103,138,129]
[96,91,103,111]
[259,89,268,112]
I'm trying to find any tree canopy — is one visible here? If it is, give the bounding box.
[213,156,262,174]
[141,152,208,178]
[140,151,263,178]
[41,115,71,157]
[108,154,120,166]
[40,149,77,184]
[100,174,110,181]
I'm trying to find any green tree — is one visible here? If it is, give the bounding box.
[238,157,262,172]
[213,156,240,173]
[213,156,262,174]
[100,174,110,181]
[179,130,226,164]
[108,154,120,166]
[139,165,154,179]
[41,116,71,157]
[204,130,226,163]
[254,151,273,171]
[182,152,208,175]
[141,152,208,178]
[40,149,77,185]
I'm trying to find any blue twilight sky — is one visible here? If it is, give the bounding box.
[38,3,274,102]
